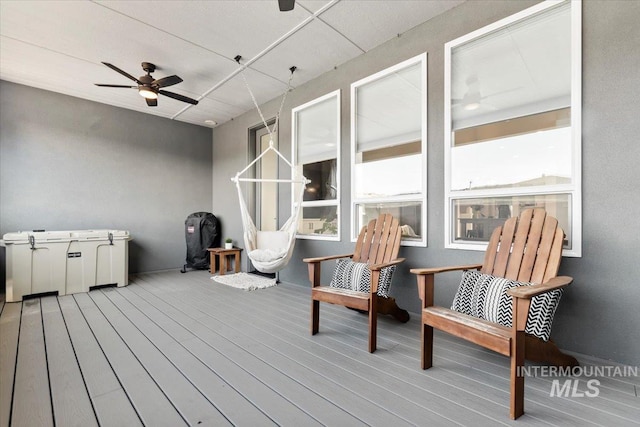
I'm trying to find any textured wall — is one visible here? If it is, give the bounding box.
[0,81,213,279]
[212,0,640,366]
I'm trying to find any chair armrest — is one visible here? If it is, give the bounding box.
[303,253,354,264]
[369,258,405,271]
[507,276,573,299]
[413,263,481,305]
[410,264,482,276]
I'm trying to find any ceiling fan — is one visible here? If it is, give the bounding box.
[452,75,488,111]
[452,75,520,111]
[95,62,199,107]
[279,0,295,11]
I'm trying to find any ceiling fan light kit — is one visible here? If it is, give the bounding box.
[138,88,158,99]
[463,102,480,111]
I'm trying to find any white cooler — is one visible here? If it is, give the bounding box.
[1,230,131,302]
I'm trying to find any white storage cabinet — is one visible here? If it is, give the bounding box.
[1,230,131,302]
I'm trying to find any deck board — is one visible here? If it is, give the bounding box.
[11,299,52,427]
[131,275,390,426]
[121,282,351,426]
[101,287,278,426]
[1,269,639,427]
[56,295,142,427]
[178,275,502,426]
[0,302,20,427]
[40,297,97,427]
[87,290,231,427]
[73,292,187,427]
[145,275,445,426]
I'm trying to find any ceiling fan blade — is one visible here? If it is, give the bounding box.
[101,62,142,84]
[279,0,295,11]
[146,98,158,107]
[95,84,136,88]
[153,75,183,88]
[158,90,199,105]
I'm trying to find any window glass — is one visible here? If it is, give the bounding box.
[351,54,427,246]
[293,91,340,239]
[355,142,422,198]
[300,206,339,236]
[303,159,337,202]
[355,63,423,152]
[445,1,581,256]
[356,202,422,242]
[451,4,571,130]
[451,112,572,191]
[452,194,571,249]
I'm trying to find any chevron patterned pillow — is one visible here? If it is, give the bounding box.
[329,259,396,298]
[451,270,563,341]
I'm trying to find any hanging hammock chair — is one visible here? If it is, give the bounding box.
[231,56,307,273]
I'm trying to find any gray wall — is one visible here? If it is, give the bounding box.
[212,0,640,366]
[0,81,213,282]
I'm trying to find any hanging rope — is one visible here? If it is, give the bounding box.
[234,55,296,143]
[231,55,308,184]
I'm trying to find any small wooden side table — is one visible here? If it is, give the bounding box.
[208,247,243,275]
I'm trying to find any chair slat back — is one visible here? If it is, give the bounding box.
[353,214,401,264]
[481,209,564,284]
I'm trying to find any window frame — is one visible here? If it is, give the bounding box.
[350,53,428,246]
[443,0,582,257]
[292,89,341,241]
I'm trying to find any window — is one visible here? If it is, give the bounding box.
[351,54,427,246]
[444,0,581,256]
[292,90,340,240]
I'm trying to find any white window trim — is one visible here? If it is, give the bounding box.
[350,53,428,246]
[443,0,582,257]
[292,89,341,241]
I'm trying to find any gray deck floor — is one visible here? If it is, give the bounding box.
[1,269,638,426]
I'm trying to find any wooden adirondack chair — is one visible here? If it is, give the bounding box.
[411,208,578,419]
[304,213,409,353]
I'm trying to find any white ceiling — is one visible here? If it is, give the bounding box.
[0,0,463,129]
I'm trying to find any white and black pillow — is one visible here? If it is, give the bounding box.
[451,270,563,341]
[329,259,395,298]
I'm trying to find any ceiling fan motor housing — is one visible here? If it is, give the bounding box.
[139,74,154,86]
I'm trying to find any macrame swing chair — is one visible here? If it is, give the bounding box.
[231,56,308,274]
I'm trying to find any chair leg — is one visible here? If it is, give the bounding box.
[311,300,319,335]
[368,296,377,353]
[510,330,525,419]
[421,322,433,370]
